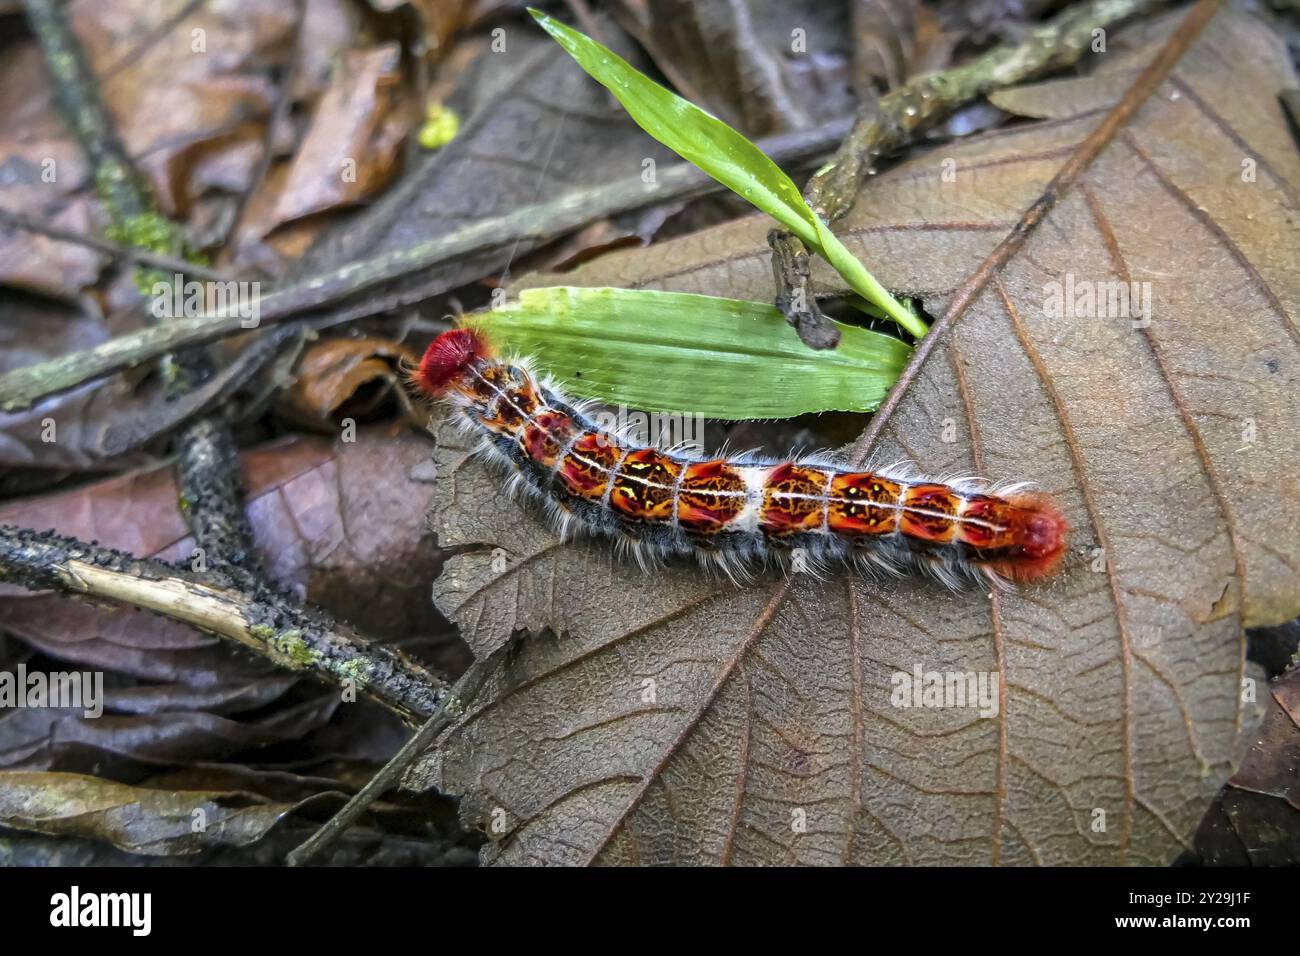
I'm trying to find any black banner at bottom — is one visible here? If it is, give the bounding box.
[0,864,1284,942]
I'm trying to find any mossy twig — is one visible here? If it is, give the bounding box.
[0,525,448,725]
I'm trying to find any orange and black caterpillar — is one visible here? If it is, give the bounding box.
[412,328,1068,588]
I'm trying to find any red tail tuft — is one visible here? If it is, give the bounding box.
[992,493,1069,582]
[413,328,489,396]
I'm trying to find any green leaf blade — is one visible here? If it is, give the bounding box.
[527,8,927,339]
[473,287,911,420]
[527,9,821,249]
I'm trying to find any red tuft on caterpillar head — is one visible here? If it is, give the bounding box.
[413,328,491,397]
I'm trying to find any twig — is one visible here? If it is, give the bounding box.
[0,207,233,282]
[22,0,259,572]
[0,525,448,725]
[0,117,852,412]
[771,0,1165,347]
[284,656,494,866]
[768,227,838,349]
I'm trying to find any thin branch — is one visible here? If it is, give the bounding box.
[768,227,838,349]
[0,525,448,726]
[0,207,233,282]
[0,117,852,412]
[285,655,494,866]
[771,0,1165,347]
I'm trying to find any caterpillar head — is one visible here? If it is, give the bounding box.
[410,328,491,398]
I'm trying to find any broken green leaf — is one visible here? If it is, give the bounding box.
[473,287,911,419]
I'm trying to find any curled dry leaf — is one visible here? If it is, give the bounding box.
[276,336,417,430]
[0,770,315,856]
[425,9,1300,864]
[0,759,476,863]
[267,44,416,229]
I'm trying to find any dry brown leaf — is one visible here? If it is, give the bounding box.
[1228,669,1300,813]
[0,0,297,294]
[424,9,1300,865]
[1197,661,1300,865]
[609,0,858,135]
[0,426,444,642]
[366,0,523,59]
[277,336,417,429]
[267,44,415,229]
[76,0,297,218]
[0,45,103,298]
[0,770,312,856]
[0,768,474,864]
[287,18,678,304]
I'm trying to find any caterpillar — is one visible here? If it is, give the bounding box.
[412,328,1067,589]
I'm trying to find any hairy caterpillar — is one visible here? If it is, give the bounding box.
[413,328,1067,589]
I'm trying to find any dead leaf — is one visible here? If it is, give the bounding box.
[0,770,318,855]
[0,820,476,865]
[852,1,950,93]
[276,335,417,429]
[75,0,297,218]
[1228,669,1300,812]
[0,764,476,862]
[0,44,103,298]
[0,295,170,475]
[425,9,1300,864]
[1190,662,1300,864]
[267,44,415,229]
[609,0,868,137]
[0,0,305,296]
[0,426,445,640]
[0,200,107,300]
[366,0,523,59]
